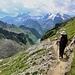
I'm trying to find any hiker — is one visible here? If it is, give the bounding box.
[58,31,68,58]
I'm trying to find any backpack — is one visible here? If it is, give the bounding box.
[60,35,68,45]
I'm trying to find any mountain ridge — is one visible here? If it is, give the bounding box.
[41,17,75,41]
[19,25,41,38]
[0,13,71,34]
[0,20,41,44]
[0,15,75,75]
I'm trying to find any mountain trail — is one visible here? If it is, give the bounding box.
[48,40,74,75]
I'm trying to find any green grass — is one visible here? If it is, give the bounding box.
[5,25,23,34]
[0,48,46,75]
[0,17,75,75]
[41,17,75,75]
[4,25,38,44]
[0,50,29,75]
[41,18,75,41]
[51,18,75,75]
[51,18,75,40]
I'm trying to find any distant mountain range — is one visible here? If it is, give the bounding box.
[0,17,75,75]
[38,13,71,32]
[0,20,42,59]
[19,25,41,39]
[0,21,41,44]
[0,13,71,34]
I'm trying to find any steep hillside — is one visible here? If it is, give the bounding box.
[0,39,25,59]
[0,21,41,43]
[23,19,44,35]
[0,14,44,35]
[41,17,75,41]
[0,17,75,75]
[0,27,34,45]
[19,25,41,38]
[0,13,70,34]
[67,47,75,75]
[0,36,74,75]
[41,17,75,75]
[0,21,22,33]
[0,39,57,75]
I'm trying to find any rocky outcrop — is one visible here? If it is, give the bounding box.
[0,39,58,75]
[0,39,25,59]
[20,39,58,75]
[64,36,75,58]
[0,36,75,75]
[64,36,75,74]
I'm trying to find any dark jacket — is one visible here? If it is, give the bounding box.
[59,35,68,46]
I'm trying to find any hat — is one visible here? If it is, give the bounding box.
[61,31,66,35]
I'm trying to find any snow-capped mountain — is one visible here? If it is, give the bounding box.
[0,13,31,26]
[42,13,70,21]
[38,13,71,32]
[0,13,71,34]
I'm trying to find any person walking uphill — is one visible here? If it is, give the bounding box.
[58,31,68,58]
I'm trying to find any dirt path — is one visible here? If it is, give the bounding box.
[53,41,67,75]
[48,41,69,75]
[52,59,67,75]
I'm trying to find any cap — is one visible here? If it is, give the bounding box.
[61,31,66,35]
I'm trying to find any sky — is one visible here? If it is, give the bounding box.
[0,0,75,18]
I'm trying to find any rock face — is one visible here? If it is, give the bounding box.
[64,36,75,58]
[0,39,25,59]
[63,36,75,74]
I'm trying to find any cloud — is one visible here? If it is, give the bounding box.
[53,0,75,14]
[2,8,9,13]
[14,8,19,11]
[0,0,75,17]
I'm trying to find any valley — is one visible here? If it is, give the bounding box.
[0,14,75,75]
[0,0,75,75]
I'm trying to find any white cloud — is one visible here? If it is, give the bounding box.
[12,0,19,3]
[14,8,19,11]
[0,0,75,17]
[2,8,9,13]
[22,0,37,8]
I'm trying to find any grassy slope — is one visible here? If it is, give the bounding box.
[41,17,75,75]
[6,25,23,33]
[41,17,75,41]
[0,18,75,75]
[0,24,38,44]
[0,50,28,75]
[0,45,49,75]
[54,18,75,39]
[51,19,75,75]
[5,25,38,43]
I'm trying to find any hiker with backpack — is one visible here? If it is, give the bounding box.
[57,31,68,58]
